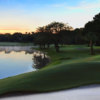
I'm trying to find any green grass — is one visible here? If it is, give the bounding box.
[0,45,100,95]
[0,42,33,46]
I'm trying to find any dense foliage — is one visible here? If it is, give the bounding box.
[0,32,35,42]
[0,13,100,54]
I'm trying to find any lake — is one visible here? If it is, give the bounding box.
[0,46,49,79]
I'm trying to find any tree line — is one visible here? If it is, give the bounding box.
[0,32,35,42]
[34,22,85,52]
[0,12,100,54]
[34,12,100,54]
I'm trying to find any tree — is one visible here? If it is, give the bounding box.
[12,32,23,42]
[34,27,54,49]
[58,30,73,45]
[93,13,100,21]
[93,13,100,46]
[36,26,46,33]
[84,13,100,55]
[45,22,73,52]
[84,21,97,55]
[45,22,72,33]
[34,22,73,52]
[73,28,85,45]
[34,32,49,49]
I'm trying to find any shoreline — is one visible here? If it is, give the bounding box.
[0,45,100,96]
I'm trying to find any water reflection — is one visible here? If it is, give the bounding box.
[33,51,50,69]
[0,46,50,79]
[0,46,34,54]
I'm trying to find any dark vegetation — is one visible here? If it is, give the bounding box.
[33,52,50,69]
[0,13,100,54]
[0,32,35,43]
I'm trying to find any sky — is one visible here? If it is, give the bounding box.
[0,0,100,34]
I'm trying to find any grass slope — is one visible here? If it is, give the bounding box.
[0,45,100,95]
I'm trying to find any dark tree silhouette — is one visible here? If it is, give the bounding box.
[34,22,73,52]
[1,12,100,54]
[84,21,97,55]
[46,22,73,52]
[0,32,34,43]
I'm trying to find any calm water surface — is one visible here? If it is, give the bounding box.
[0,46,49,79]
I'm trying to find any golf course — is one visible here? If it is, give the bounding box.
[0,45,100,96]
[0,0,100,99]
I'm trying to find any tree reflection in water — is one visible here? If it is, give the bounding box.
[33,51,50,69]
[0,46,50,70]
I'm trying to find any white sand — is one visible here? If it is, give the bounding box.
[1,85,100,100]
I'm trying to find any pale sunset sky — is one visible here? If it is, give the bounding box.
[0,0,100,34]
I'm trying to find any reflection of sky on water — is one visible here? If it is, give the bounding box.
[0,50,34,79]
[0,46,49,79]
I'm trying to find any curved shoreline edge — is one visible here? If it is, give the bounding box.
[0,45,100,96]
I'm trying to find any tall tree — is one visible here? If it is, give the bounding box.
[46,22,73,33]
[84,21,97,55]
[45,22,73,52]
[35,27,54,49]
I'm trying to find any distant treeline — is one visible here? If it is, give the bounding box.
[0,28,86,44]
[0,33,34,42]
[0,12,100,54]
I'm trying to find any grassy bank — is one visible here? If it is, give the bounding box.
[0,45,100,95]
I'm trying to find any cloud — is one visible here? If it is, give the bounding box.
[48,0,100,28]
[66,0,100,12]
[0,0,100,33]
[51,0,100,12]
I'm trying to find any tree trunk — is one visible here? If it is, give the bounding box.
[90,40,94,55]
